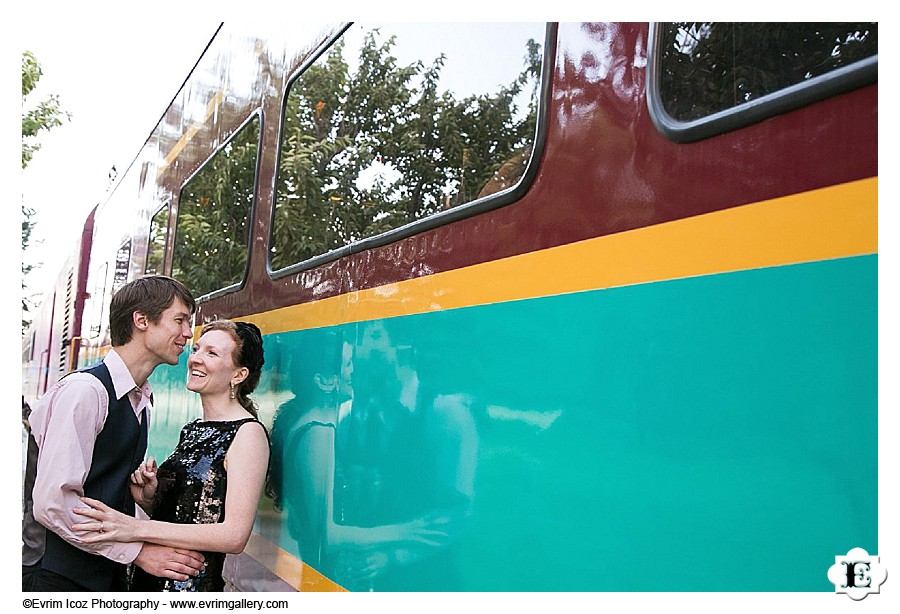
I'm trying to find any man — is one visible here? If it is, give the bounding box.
[22,397,44,583]
[24,275,206,592]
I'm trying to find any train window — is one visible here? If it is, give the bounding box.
[269,22,547,273]
[88,263,107,337]
[648,23,878,142]
[172,115,260,298]
[113,240,131,295]
[145,203,169,275]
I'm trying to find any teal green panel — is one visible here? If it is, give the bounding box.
[410,256,875,591]
[153,255,878,591]
[147,352,200,463]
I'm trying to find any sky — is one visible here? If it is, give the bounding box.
[18,17,223,304]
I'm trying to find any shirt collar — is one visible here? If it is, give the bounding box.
[103,349,153,402]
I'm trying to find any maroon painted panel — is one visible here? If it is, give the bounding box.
[195,22,877,322]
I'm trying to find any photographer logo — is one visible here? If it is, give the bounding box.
[827,547,887,600]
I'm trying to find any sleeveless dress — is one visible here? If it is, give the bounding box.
[129,417,264,592]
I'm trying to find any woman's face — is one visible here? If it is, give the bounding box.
[187,329,242,396]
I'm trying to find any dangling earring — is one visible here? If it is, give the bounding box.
[230,382,236,400]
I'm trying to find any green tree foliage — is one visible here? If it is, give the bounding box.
[22,50,70,331]
[270,29,542,270]
[22,51,71,169]
[659,23,878,121]
[170,28,542,296]
[172,118,260,298]
[145,204,170,276]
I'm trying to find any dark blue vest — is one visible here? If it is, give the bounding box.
[41,362,149,591]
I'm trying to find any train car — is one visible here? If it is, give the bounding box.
[22,207,95,403]
[21,22,878,592]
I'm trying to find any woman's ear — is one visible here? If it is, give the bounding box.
[232,366,250,386]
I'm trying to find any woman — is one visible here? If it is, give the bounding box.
[74,320,269,592]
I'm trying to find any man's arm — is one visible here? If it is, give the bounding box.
[31,375,204,578]
[31,375,143,564]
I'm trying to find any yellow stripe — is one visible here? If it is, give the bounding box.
[242,533,346,591]
[244,177,876,336]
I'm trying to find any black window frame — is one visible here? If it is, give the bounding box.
[646,22,878,143]
[171,111,263,302]
[88,262,108,338]
[267,22,557,280]
[144,201,171,276]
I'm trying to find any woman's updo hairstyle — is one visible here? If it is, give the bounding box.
[200,319,265,417]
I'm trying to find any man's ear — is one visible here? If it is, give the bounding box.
[133,311,150,332]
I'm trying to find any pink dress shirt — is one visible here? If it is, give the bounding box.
[30,349,153,566]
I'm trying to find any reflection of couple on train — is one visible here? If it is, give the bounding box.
[269,320,478,591]
[23,275,270,592]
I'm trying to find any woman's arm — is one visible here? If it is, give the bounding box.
[75,422,270,554]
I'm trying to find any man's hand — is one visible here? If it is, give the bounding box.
[133,543,205,581]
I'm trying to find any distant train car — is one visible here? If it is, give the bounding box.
[22,22,878,592]
[22,207,95,402]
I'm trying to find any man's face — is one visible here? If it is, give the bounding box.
[144,298,195,366]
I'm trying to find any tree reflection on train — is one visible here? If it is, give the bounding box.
[269,320,478,591]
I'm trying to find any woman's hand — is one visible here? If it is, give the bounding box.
[73,497,141,543]
[130,457,158,512]
[332,518,448,549]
